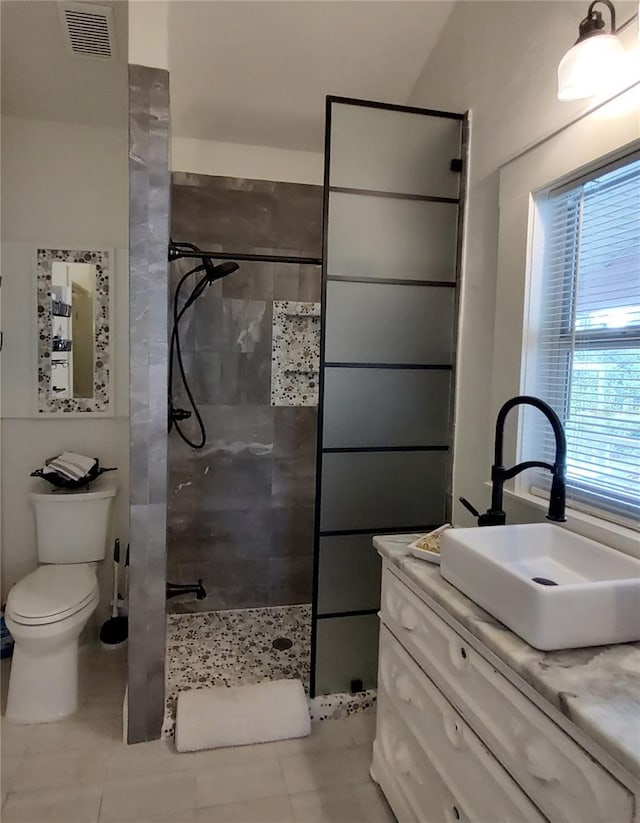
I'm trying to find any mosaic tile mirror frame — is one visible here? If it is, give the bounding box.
[35,247,113,415]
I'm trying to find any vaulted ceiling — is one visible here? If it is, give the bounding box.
[1,0,454,152]
[169,1,455,151]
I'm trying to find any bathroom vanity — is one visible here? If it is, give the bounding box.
[371,533,640,823]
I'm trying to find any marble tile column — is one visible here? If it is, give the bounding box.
[127,64,171,743]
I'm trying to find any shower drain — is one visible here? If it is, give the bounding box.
[272,637,293,651]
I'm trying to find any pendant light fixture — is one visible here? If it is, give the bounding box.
[558,0,625,101]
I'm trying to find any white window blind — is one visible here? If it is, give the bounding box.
[526,152,640,526]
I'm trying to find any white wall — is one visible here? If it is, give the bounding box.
[409,0,639,527]
[1,115,129,620]
[128,0,169,70]
[172,135,324,185]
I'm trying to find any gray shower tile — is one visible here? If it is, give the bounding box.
[169,187,272,251]
[271,187,323,255]
[268,556,313,605]
[168,559,271,613]
[219,352,271,405]
[167,507,273,563]
[170,174,321,254]
[274,268,301,301]
[272,458,316,508]
[170,171,204,187]
[299,264,322,302]
[271,506,315,557]
[203,580,272,612]
[221,261,275,300]
[189,296,225,353]
[168,186,216,248]
[224,176,277,193]
[172,351,223,406]
[199,405,274,457]
[221,299,272,355]
[169,452,272,513]
[273,407,318,458]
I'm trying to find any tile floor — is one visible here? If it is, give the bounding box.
[1,645,395,823]
[165,607,377,736]
[165,606,311,735]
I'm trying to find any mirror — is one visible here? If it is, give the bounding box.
[36,248,112,414]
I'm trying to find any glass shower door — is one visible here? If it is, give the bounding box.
[312,96,466,696]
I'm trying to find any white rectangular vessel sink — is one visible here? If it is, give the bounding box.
[440,524,640,651]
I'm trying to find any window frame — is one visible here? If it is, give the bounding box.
[491,88,639,554]
[525,152,640,525]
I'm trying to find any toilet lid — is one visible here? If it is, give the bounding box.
[7,565,97,624]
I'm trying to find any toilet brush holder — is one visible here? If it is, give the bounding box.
[99,539,128,650]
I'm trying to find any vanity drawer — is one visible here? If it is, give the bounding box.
[376,688,547,823]
[371,734,419,823]
[381,568,634,823]
[379,626,548,823]
[376,692,470,823]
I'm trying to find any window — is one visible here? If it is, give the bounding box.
[525,151,640,526]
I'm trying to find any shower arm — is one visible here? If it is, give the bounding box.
[168,240,322,267]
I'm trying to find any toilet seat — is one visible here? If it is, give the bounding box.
[7,565,98,626]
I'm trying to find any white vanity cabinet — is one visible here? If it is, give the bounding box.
[372,561,637,823]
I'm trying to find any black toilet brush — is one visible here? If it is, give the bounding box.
[99,539,128,649]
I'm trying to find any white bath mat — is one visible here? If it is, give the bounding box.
[175,678,311,752]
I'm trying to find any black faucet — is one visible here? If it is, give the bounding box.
[461,395,567,527]
[166,579,207,600]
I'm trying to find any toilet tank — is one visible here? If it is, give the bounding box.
[30,483,117,563]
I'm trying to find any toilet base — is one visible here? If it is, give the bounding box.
[6,641,79,723]
[4,593,98,724]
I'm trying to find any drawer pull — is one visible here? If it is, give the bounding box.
[449,640,470,670]
[395,673,413,703]
[399,605,419,630]
[452,806,460,821]
[395,745,423,785]
[444,715,464,748]
[524,741,559,783]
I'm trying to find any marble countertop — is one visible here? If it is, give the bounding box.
[374,532,640,780]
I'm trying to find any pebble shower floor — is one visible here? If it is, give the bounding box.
[164,604,376,736]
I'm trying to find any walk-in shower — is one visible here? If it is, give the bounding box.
[163,175,324,735]
[162,96,467,737]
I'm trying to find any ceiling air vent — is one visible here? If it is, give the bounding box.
[60,2,117,60]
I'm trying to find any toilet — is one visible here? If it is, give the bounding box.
[4,481,117,724]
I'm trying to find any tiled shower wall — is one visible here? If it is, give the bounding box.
[167,173,323,612]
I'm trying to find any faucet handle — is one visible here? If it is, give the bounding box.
[460,496,506,527]
[459,497,480,518]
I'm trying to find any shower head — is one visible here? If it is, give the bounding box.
[168,241,240,283]
[181,259,240,311]
[204,260,240,282]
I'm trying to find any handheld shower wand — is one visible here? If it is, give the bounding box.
[168,242,239,449]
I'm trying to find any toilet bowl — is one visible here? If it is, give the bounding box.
[4,481,117,724]
[5,565,100,723]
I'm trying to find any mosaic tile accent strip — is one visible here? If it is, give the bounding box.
[36,248,111,414]
[309,689,377,721]
[271,300,320,407]
[164,604,311,736]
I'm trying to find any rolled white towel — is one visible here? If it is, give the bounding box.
[175,679,311,753]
